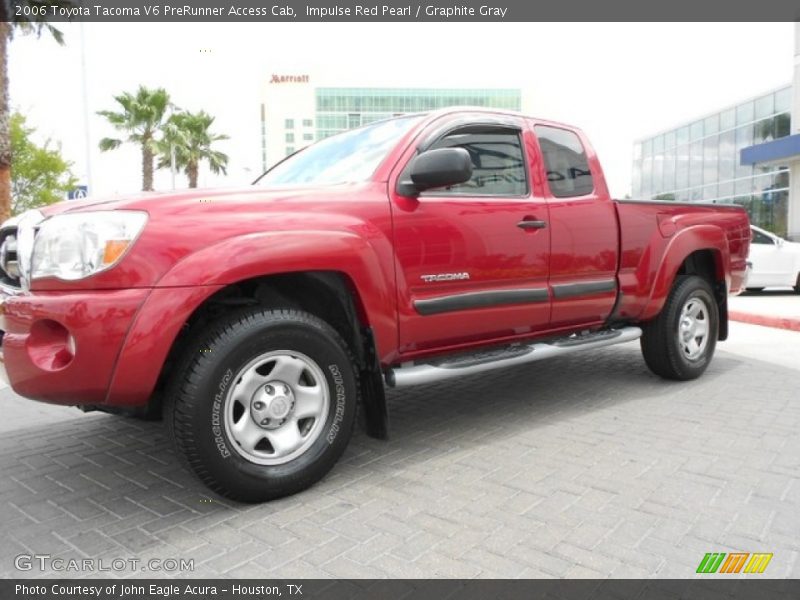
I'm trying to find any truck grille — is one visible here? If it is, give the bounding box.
[0,227,20,287]
[0,210,44,289]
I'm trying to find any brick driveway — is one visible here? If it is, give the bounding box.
[1,326,798,579]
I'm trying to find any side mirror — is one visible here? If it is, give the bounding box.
[776,237,784,247]
[397,147,473,197]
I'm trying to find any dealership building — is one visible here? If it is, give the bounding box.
[632,25,800,241]
[260,73,522,171]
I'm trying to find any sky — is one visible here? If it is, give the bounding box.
[9,22,795,198]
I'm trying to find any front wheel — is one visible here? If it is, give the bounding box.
[165,308,359,502]
[640,275,719,381]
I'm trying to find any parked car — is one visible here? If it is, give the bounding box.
[0,108,750,501]
[746,225,800,292]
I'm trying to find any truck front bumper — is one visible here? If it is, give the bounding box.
[0,285,150,405]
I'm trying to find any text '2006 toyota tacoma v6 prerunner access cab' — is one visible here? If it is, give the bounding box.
[0,109,750,501]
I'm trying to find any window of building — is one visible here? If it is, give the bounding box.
[675,145,689,190]
[631,160,641,196]
[285,146,295,156]
[702,183,717,201]
[775,113,790,138]
[735,178,755,196]
[689,121,704,141]
[704,114,720,136]
[720,108,736,131]
[286,132,295,143]
[736,101,755,126]
[285,119,294,129]
[641,156,652,197]
[535,126,594,198]
[676,126,690,146]
[653,155,664,195]
[425,129,528,196]
[775,87,792,113]
[653,135,664,155]
[303,119,313,128]
[754,118,775,144]
[735,125,754,179]
[754,94,775,120]
[303,133,314,141]
[663,147,676,192]
[703,135,719,185]
[718,130,736,182]
[689,141,703,188]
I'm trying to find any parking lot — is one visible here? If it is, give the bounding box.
[1,321,798,579]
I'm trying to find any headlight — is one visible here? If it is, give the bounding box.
[31,211,148,281]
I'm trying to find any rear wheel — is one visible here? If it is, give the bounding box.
[165,308,358,502]
[640,275,718,381]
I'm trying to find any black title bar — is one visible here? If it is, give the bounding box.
[4,0,800,22]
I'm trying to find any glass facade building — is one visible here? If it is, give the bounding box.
[314,87,522,139]
[632,86,792,236]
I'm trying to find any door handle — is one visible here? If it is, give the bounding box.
[517,219,547,230]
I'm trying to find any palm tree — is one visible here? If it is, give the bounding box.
[158,111,228,188]
[0,1,74,222]
[97,86,171,191]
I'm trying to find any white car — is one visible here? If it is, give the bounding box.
[746,225,800,292]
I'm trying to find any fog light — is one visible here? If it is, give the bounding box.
[26,319,74,371]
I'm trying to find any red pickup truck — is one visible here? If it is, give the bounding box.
[0,109,750,501]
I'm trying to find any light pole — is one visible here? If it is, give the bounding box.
[79,22,93,195]
[170,144,176,189]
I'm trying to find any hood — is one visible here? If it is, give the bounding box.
[40,183,372,218]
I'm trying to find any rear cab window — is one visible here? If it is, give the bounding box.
[534,125,594,198]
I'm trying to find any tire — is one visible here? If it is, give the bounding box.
[640,275,719,381]
[794,273,800,294]
[164,308,359,502]
[746,287,765,293]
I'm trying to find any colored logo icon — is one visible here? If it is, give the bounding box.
[696,552,773,574]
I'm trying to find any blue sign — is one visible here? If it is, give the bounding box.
[68,185,88,200]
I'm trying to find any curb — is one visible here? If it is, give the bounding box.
[729,311,800,332]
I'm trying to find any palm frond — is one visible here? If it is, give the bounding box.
[98,138,122,152]
[10,1,74,44]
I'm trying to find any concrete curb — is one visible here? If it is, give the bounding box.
[729,311,800,332]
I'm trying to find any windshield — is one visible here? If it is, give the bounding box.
[257,116,422,186]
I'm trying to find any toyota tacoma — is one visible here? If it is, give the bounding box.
[0,108,751,501]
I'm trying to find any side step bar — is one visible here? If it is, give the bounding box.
[385,326,642,388]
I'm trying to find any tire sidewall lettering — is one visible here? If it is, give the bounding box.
[326,363,347,444]
[210,368,234,459]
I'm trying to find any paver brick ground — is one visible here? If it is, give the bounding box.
[1,326,798,579]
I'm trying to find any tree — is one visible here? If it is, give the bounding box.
[10,112,76,214]
[157,110,228,188]
[97,85,171,191]
[0,1,74,222]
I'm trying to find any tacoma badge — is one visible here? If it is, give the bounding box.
[420,272,470,282]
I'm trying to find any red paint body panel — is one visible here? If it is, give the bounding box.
[614,202,750,321]
[0,108,750,408]
[0,287,149,404]
[105,285,224,406]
